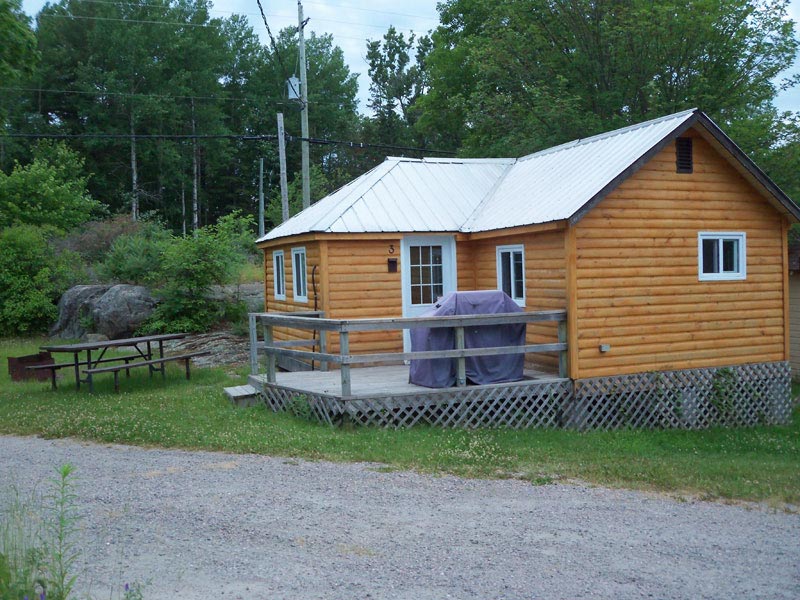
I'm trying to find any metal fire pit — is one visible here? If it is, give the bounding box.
[8,352,54,382]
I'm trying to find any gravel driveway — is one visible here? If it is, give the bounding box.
[1,435,798,600]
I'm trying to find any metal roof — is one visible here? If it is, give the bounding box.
[257,109,799,243]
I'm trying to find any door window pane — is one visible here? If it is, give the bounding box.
[409,244,445,305]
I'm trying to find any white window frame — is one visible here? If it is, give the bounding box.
[272,250,286,300]
[291,247,308,302]
[496,244,526,306]
[697,232,746,281]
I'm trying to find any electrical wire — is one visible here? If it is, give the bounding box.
[255,0,300,102]
[1,131,456,155]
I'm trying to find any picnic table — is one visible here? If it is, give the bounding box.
[36,333,207,392]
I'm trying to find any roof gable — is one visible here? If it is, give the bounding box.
[257,110,799,243]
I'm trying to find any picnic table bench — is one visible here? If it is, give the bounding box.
[83,351,209,392]
[34,334,208,392]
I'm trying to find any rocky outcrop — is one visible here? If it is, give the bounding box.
[49,285,111,339]
[51,284,156,340]
[207,283,264,313]
[90,285,157,339]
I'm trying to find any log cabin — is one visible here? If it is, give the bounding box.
[255,109,800,427]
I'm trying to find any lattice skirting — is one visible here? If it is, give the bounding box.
[569,362,792,431]
[259,379,574,429]
[254,362,791,430]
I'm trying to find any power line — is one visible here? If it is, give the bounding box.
[0,86,355,108]
[255,0,299,101]
[2,130,455,155]
[36,6,429,38]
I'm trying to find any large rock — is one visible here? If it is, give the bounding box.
[208,283,265,313]
[90,285,157,339]
[49,285,112,339]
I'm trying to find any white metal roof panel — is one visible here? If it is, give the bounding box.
[257,157,513,241]
[258,109,701,242]
[463,109,696,232]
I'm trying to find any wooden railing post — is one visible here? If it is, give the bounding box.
[340,331,351,396]
[249,314,259,376]
[318,329,328,371]
[263,318,276,383]
[455,326,466,387]
[558,319,568,379]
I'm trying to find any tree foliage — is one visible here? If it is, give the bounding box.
[0,142,104,230]
[418,0,798,158]
[364,26,431,147]
[0,225,80,335]
[0,0,36,83]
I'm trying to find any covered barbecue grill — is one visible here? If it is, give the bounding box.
[409,290,526,388]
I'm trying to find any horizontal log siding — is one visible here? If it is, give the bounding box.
[325,239,404,356]
[263,242,321,346]
[789,274,800,378]
[574,131,786,378]
[464,230,566,369]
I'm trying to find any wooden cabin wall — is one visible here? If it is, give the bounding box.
[325,239,404,355]
[789,272,800,379]
[463,229,567,370]
[263,241,321,347]
[573,130,787,379]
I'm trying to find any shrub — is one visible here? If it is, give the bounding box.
[0,225,82,335]
[98,219,173,285]
[139,224,238,333]
[59,214,141,264]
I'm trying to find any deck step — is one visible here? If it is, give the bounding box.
[224,384,261,407]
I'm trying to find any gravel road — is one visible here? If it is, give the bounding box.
[1,435,798,600]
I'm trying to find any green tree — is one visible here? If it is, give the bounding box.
[0,225,80,335]
[364,26,431,147]
[0,0,36,83]
[418,0,799,157]
[0,142,104,230]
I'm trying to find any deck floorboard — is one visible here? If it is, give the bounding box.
[251,365,562,399]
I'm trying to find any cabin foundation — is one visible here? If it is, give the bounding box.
[248,361,791,430]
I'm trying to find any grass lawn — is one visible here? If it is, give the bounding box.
[1,337,798,506]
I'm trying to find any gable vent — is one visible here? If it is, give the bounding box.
[676,137,693,173]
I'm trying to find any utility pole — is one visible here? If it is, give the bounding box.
[298,0,310,209]
[277,113,290,223]
[258,157,265,238]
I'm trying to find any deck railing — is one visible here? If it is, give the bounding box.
[249,309,568,397]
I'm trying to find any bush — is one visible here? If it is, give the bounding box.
[98,219,173,285]
[0,225,82,335]
[59,214,141,264]
[139,224,239,334]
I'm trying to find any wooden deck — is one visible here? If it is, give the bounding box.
[249,365,563,399]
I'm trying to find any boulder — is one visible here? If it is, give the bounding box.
[49,285,112,339]
[90,285,157,339]
[208,283,264,313]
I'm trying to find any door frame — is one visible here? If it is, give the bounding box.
[400,234,458,349]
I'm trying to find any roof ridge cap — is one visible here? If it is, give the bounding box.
[518,108,698,163]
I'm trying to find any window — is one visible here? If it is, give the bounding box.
[676,137,693,173]
[698,232,746,281]
[496,245,525,305]
[273,251,286,300]
[409,244,444,305]
[291,247,308,302]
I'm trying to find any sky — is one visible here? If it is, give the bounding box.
[20,0,800,114]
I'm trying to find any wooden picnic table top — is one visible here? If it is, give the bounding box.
[41,333,187,353]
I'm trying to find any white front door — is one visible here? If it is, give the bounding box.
[401,235,457,349]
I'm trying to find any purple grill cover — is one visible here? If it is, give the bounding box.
[408,290,526,388]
